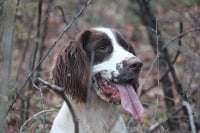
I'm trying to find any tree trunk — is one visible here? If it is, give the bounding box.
[129,0,179,131]
[0,0,15,131]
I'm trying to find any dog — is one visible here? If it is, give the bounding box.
[50,27,144,133]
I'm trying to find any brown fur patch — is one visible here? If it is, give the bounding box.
[51,40,90,102]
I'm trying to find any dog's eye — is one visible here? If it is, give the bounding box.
[96,45,109,53]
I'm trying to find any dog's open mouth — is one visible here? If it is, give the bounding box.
[95,75,144,121]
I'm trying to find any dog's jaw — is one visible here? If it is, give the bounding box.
[91,27,144,121]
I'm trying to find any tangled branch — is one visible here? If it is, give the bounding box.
[19,109,58,133]
[36,78,79,133]
[148,100,196,133]
[8,0,92,114]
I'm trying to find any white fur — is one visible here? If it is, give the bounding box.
[51,27,136,133]
[51,103,74,133]
[51,92,127,133]
[93,27,136,78]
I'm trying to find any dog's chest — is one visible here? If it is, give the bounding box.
[74,96,127,133]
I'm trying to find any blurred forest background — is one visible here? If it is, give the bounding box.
[0,0,200,132]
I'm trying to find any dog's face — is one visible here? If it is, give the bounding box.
[52,27,144,120]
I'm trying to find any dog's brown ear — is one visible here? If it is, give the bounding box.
[76,29,92,47]
[114,30,136,55]
[51,39,90,102]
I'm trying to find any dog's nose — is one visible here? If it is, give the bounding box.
[126,57,143,72]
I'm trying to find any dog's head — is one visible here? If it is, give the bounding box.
[51,27,144,120]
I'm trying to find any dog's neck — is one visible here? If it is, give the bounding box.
[68,90,126,133]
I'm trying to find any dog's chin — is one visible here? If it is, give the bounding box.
[94,73,137,105]
[94,75,120,105]
[94,73,144,121]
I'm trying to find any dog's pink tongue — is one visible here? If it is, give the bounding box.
[115,84,144,121]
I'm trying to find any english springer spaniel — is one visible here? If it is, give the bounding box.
[50,27,144,133]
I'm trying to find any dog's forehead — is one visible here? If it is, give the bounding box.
[91,27,115,40]
[88,27,119,49]
[90,27,131,50]
[88,28,111,41]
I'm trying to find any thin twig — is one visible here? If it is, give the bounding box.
[138,54,158,96]
[148,100,197,133]
[86,50,94,107]
[154,18,160,121]
[15,15,35,81]
[141,46,183,96]
[8,0,92,114]
[37,0,53,78]
[182,101,196,133]
[23,0,43,122]
[32,80,46,132]
[31,0,42,75]
[162,27,200,51]
[162,23,186,102]
[148,106,182,132]
[36,78,64,93]
[19,109,58,133]
[139,26,200,97]
[32,1,53,131]
[42,5,68,25]
[37,78,79,133]
[172,21,183,64]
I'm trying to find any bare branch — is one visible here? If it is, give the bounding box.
[162,26,200,51]
[140,21,182,96]
[172,21,183,64]
[138,53,158,96]
[42,5,68,25]
[36,78,79,133]
[182,101,196,133]
[148,100,196,133]
[19,109,58,133]
[140,26,200,96]
[32,81,46,132]
[15,14,35,81]
[86,51,94,106]
[148,105,182,133]
[36,78,64,92]
[8,0,92,114]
